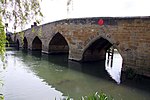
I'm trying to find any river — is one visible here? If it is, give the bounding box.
[0,49,150,100]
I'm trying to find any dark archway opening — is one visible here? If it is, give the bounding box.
[16,39,20,50]
[82,37,112,62]
[23,37,28,50]
[49,32,69,54]
[32,36,42,52]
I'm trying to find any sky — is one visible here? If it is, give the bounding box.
[7,0,150,32]
[40,0,150,24]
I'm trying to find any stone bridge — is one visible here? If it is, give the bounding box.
[12,17,150,77]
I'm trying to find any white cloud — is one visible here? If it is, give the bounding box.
[41,0,150,22]
[40,0,68,24]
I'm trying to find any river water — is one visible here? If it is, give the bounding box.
[0,49,150,100]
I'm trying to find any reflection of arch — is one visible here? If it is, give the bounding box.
[49,32,69,54]
[32,36,42,51]
[82,37,112,61]
[16,39,20,50]
[23,37,28,50]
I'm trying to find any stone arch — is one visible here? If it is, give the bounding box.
[81,36,123,62]
[82,37,112,61]
[48,32,69,54]
[23,37,28,50]
[32,36,42,51]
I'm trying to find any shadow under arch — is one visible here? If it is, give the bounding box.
[23,37,28,50]
[48,32,69,54]
[82,37,112,62]
[32,36,42,52]
[82,36,123,62]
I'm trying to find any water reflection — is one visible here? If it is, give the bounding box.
[23,49,122,84]
[105,49,123,84]
[0,50,150,100]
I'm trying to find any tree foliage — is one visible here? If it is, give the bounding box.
[0,18,7,61]
[0,0,43,30]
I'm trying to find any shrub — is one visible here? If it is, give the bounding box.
[66,92,113,100]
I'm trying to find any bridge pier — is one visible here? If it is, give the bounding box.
[69,48,107,62]
[120,46,150,78]
[69,49,83,61]
[122,57,150,77]
[41,43,49,54]
[82,49,106,62]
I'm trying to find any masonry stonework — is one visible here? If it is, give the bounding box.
[13,17,150,77]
